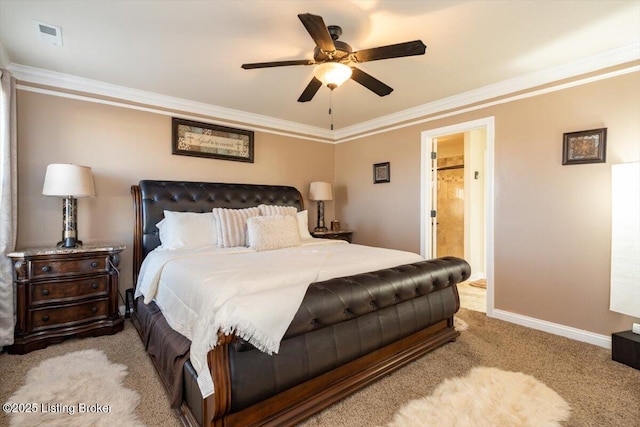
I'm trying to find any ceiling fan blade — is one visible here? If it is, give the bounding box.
[350,67,393,97]
[298,13,335,52]
[297,77,323,102]
[241,59,314,69]
[353,40,426,63]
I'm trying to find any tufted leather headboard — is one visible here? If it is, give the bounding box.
[131,180,304,286]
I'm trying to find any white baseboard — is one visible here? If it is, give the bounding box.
[491,309,612,349]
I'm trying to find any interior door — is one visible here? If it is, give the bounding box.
[430,138,438,258]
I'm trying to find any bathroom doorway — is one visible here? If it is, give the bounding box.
[420,117,495,314]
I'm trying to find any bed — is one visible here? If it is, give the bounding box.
[130,180,470,427]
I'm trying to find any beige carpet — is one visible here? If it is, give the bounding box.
[1,310,639,427]
[6,349,143,427]
[0,323,178,427]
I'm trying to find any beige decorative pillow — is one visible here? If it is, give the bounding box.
[296,210,313,239]
[246,215,301,251]
[258,204,297,217]
[156,211,218,250]
[212,207,260,248]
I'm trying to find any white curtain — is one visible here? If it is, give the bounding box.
[0,69,17,347]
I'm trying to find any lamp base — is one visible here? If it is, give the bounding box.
[58,197,81,248]
[57,239,83,248]
[315,200,327,233]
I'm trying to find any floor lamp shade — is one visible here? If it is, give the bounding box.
[42,164,96,248]
[609,161,640,318]
[309,182,332,232]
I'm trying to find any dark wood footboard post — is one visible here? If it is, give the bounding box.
[205,333,234,426]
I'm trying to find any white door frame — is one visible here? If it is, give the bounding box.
[420,116,495,315]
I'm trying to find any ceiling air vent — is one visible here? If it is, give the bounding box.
[33,21,63,46]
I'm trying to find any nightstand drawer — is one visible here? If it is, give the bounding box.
[30,276,108,306]
[30,256,107,278]
[30,299,109,331]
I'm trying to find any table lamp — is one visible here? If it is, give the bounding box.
[309,181,332,232]
[42,164,96,248]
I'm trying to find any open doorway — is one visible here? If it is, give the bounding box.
[420,117,495,315]
[436,132,486,312]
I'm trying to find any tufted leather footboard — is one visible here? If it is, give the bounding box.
[180,256,470,426]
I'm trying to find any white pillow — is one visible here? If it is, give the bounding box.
[157,211,217,250]
[296,210,313,239]
[212,207,260,248]
[247,215,301,251]
[258,204,297,217]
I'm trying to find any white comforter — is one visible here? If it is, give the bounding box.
[135,239,423,398]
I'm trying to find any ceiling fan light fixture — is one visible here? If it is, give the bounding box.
[314,62,352,90]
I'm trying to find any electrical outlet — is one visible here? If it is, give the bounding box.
[632,323,640,334]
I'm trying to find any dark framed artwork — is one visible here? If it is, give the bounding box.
[562,128,607,165]
[172,118,254,163]
[373,162,390,184]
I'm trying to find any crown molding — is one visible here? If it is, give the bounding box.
[334,42,640,141]
[334,64,639,144]
[7,63,334,141]
[7,42,640,144]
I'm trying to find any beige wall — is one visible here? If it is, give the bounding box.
[336,71,640,335]
[15,70,640,337]
[334,127,423,252]
[16,91,335,294]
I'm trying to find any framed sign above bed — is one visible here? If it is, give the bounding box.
[172,118,254,163]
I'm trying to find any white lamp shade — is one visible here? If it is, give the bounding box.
[42,164,96,197]
[609,161,640,317]
[309,182,333,201]
[313,63,352,88]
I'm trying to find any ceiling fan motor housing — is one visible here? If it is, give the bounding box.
[314,40,352,62]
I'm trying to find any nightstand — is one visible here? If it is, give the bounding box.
[311,230,353,243]
[7,243,125,354]
[612,330,640,370]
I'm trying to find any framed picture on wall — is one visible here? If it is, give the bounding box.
[562,128,607,165]
[172,118,254,163]
[373,162,390,184]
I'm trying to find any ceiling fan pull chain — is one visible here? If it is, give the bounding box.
[329,91,334,130]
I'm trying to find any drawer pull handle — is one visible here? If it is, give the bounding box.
[41,265,51,273]
[42,315,49,322]
[41,289,50,296]
[91,283,99,289]
[90,261,99,268]
[91,306,98,313]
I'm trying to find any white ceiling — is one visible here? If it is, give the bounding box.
[1,0,639,136]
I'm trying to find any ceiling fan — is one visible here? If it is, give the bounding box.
[241,13,427,103]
